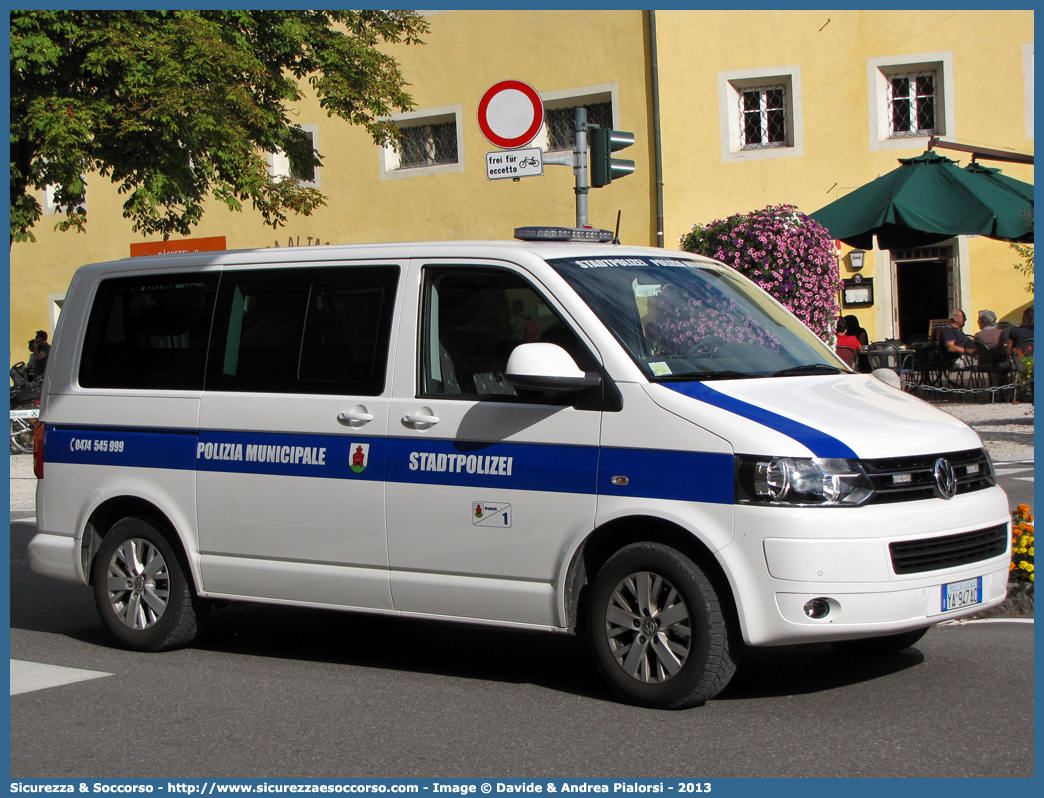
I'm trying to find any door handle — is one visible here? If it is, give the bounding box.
[401,407,440,430]
[337,405,374,428]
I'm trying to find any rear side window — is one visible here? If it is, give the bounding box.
[79,273,219,390]
[206,266,399,396]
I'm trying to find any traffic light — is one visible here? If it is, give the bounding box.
[589,126,635,188]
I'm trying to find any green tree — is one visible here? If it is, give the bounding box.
[10,10,428,245]
[1011,212,1034,293]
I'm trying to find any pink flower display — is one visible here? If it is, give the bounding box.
[679,205,841,342]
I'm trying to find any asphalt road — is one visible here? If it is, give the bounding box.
[992,459,1035,509]
[9,518,1034,780]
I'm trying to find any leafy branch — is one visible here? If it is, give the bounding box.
[10,10,429,245]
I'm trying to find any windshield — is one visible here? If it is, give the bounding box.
[549,255,845,380]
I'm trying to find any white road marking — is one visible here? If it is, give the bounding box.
[939,618,1034,626]
[10,659,112,696]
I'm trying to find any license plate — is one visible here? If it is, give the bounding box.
[942,576,983,612]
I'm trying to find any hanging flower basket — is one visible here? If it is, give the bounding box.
[680,204,841,342]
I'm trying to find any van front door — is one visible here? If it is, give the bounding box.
[196,264,401,611]
[385,264,603,628]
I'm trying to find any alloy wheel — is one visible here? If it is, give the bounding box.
[106,538,170,630]
[605,570,692,683]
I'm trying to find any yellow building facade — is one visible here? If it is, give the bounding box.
[9,9,1034,363]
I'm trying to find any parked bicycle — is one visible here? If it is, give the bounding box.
[10,361,42,454]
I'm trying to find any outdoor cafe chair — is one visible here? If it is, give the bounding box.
[908,339,944,390]
[865,342,914,389]
[835,345,858,369]
[946,340,993,399]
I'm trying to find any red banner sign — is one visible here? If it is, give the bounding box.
[130,236,226,257]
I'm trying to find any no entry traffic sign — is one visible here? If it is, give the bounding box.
[477,80,544,149]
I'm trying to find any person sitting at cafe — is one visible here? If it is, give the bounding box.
[973,309,1003,348]
[972,308,1016,384]
[843,314,869,347]
[939,308,974,368]
[836,317,863,352]
[974,308,1008,361]
[1006,306,1033,355]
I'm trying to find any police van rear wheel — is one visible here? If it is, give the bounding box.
[588,542,735,709]
[91,517,198,652]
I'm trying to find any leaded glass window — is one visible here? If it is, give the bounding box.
[398,121,458,168]
[740,86,787,149]
[888,72,937,137]
[544,102,613,151]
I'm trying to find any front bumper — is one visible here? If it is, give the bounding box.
[725,487,1012,646]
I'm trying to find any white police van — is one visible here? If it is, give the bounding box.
[28,227,1011,709]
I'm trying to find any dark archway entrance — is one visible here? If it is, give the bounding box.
[892,244,957,342]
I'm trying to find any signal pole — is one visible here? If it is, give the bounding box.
[542,106,632,229]
[573,107,589,228]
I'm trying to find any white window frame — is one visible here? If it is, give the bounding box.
[1025,44,1034,141]
[886,71,938,138]
[268,123,321,188]
[48,293,65,333]
[379,104,464,181]
[42,181,86,216]
[740,85,788,150]
[867,52,955,151]
[532,83,620,153]
[718,66,803,162]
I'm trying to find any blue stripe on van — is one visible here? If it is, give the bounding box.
[43,425,735,504]
[195,430,388,481]
[46,427,196,471]
[663,381,858,459]
[599,447,733,504]
[384,438,599,494]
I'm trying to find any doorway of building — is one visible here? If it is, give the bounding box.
[892,245,956,343]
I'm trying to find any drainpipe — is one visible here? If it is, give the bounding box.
[648,11,665,248]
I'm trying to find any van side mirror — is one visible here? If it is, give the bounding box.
[505,343,601,392]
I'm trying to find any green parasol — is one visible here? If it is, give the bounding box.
[810,151,1033,250]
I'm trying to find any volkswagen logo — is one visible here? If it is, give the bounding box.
[933,458,957,499]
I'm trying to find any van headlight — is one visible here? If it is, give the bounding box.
[735,456,874,507]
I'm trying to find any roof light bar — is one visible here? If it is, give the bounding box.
[514,226,614,243]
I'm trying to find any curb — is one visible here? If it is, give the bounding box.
[964,582,1034,621]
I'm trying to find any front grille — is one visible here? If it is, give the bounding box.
[889,524,1008,575]
[863,448,995,505]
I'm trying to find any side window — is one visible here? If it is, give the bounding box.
[79,273,219,390]
[542,101,613,152]
[420,267,589,403]
[717,66,803,162]
[867,52,954,152]
[378,105,465,181]
[207,266,398,396]
[267,124,320,186]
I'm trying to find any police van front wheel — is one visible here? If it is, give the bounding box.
[91,517,198,652]
[588,542,735,710]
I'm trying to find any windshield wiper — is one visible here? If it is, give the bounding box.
[655,371,757,382]
[772,364,845,377]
